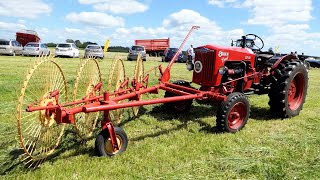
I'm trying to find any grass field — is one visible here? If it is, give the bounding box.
[0,52,319,179]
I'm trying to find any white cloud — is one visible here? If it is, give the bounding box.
[208,0,313,26]
[0,21,26,32]
[0,0,51,18]
[163,9,215,28]
[65,28,86,34]
[208,0,239,8]
[271,24,310,34]
[243,0,313,26]
[78,0,148,14]
[78,0,106,4]
[65,12,124,28]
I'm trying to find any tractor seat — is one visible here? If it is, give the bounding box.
[256,52,274,59]
[255,52,275,68]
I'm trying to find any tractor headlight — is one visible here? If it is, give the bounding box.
[194,61,203,73]
[218,66,228,75]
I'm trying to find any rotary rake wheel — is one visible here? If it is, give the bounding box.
[132,55,144,116]
[107,58,126,124]
[73,58,102,139]
[16,57,68,168]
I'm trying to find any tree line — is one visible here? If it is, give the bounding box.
[46,39,129,52]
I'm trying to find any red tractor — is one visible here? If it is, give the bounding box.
[173,33,308,132]
[16,27,308,167]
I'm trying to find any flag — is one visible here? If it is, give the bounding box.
[274,46,280,53]
[104,38,110,52]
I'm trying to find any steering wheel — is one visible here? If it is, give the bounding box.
[245,34,264,51]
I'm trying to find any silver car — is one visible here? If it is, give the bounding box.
[0,39,23,56]
[84,45,104,59]
[23,42,50,56]
[127,45,146,61]
[55,43,80,58]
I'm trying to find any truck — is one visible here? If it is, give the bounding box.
[16,29,40,46]
[135,38,169,57]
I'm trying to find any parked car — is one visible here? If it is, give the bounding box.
[162,48,185,63]
[55,43,79,58]
[0,39,23,56]
[127,45,146,61]
[23,42,50,56]
[305,57,320,68]
[84,45,104,59]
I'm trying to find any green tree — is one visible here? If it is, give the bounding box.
[66,39,74,43]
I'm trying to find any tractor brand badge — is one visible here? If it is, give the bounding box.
[218,51,229,62]
[200,47,209,53]
[194,61,203,73]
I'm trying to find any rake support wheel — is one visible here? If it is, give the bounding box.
[107,58,126,124]
[95,126,128,157]
[73,58,102,139]
[16,58,68,168]
[132,55,144,116]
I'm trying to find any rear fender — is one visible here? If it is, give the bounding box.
[271,54,298,70]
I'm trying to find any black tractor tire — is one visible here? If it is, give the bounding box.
[95,126,128,157]
[163,80,193,112]
[216,92,250,133]
[268,60,308,118]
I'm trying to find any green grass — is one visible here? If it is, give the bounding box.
[0,53,320,179]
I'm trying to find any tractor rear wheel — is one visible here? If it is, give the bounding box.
[95,126,128,157]
[163,80,193,112]
[216,92,250,133]
[268,60,308,118]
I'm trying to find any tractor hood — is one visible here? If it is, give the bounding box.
[192,44,256,87]
[198,44,255,57]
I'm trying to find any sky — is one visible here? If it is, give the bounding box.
[0,0,320,56]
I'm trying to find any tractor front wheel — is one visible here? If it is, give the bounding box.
[95,126,128,157]
[216,92,250,133]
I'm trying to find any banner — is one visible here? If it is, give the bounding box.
[104,38,110,52]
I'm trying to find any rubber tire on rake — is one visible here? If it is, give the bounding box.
[107,58,126,124]
[16,58,68,168]
[73,58,102,139]
[216,92,250,133]
[131,55,145,116]
[163,80,193,112]
[268,60,308,118]
[95,126,128,157]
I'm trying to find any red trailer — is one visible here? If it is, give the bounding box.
[16,29,40,46]
[135,38,169,57]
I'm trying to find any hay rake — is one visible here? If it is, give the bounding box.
[16,26,200,168]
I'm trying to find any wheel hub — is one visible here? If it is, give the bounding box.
[288,73,305,111]
[288,80,297,100]
[105,135,122,154]
[85,84,95,99]
[229,112,241,125]
[227,102,246,129]
[39,93,57,127]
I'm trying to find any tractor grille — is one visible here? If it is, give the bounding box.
[193,48,215,86]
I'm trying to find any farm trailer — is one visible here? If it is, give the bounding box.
[135,38,170,57]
